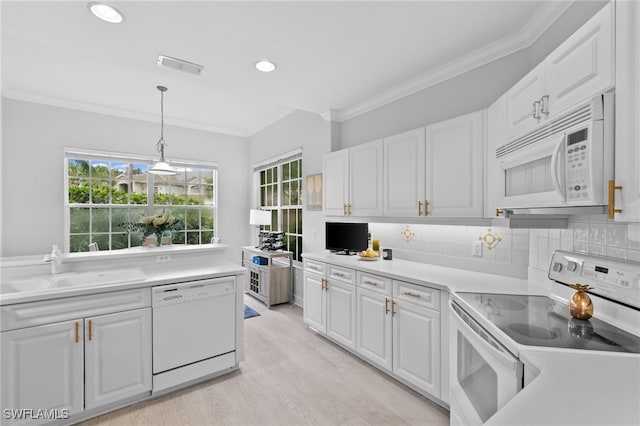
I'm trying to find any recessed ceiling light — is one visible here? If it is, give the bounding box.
[255,60,276,73]
[87,2,124,24]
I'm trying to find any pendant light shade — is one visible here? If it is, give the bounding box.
[149,85,177,176]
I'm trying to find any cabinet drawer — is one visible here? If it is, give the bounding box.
[357,271,391,295]
[304,260,326,276]
[327,265,355,285]
[1,288,151,332]
[393,281,440,311]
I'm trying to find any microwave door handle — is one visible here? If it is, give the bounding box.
[550,136,565,197]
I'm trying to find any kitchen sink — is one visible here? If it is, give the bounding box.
[2,268,146,294]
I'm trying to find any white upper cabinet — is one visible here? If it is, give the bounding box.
[383,128,426,217]
[485,95,506,218]
[349,140,384,216]
[322,149,350,216]
[505,2,614,140]
[323,140,383,217]
[613,0,640,222]
[545,1,614,118]
[505,63,546,139]
[425,111,484,217]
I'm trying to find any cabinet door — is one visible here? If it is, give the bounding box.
[1,320,84,421]
[505,63,545,139]
[614,0,640,222]
[485,95,507,218]
[303,272,326,333]
[356,287,392,371]
[392,300,440,397]
[323,149,349,216]
[84,308,151,410]
[383,128,426,217]
[349,139,383,216]
[425,111,484,217]
[326,280,357,350]
[545,2,614,118]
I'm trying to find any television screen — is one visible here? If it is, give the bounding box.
[325,222,369,254]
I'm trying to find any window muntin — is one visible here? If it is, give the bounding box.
[65,152,217,252]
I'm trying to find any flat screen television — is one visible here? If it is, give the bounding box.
[325,222,369,255]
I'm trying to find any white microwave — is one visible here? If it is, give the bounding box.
[496,93,614,210]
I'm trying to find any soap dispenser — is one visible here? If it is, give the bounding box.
[49,245,62,274]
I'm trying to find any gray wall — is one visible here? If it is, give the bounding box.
[248,109,332,304]
[338,0,609,148]
[1,98,250,263]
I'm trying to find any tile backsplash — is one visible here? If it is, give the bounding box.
[368,223,530,267]
[529,215,640,272]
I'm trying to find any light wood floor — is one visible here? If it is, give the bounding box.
[81,296,450,426]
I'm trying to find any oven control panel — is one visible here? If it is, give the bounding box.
[549,250,640,309]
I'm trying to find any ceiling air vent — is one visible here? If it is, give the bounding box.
[157,54,204,76]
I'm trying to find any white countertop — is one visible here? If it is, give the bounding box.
[488,349,640,426]
[302,251,538,295]
[304,251,640,426]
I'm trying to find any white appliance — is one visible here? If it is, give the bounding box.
[449,300,523,426]
[152,277,236,392]
[496,92,613,211]
[449,252,640,425]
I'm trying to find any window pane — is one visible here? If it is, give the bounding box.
[111,209,129,233]
[111,233,128,250]
[203,185,214,205]
[69,160,90,177]
[266,186,273,207]
[283,162,290,180]
[69,180,90,204]
[186,210,200,230]
[297,208,302,234]
[291,160,299,179]
[92,208,110,233]
[266,168,272,184]
[283,182,290,205]
[260,170,266,185]
[271,210,278,229]
[70,208,90,234]
[92,234,110,251]
[201,209,214,230]
[291,180,300,205]
[202,230,213,243]
[70,234,90,252]
[91,180,110,204]
[173,231,185,244]
[187,231,200,245]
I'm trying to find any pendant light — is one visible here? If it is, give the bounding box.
[149,85,177,176]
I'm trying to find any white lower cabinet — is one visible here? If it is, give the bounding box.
[392,299,440,397]
[1,320,85,421]
[303,261,357,351]
[305,261,442,402]
[84,308,152,410]
[1,289,152,425]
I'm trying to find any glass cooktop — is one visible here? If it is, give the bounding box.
[456,293,640,353]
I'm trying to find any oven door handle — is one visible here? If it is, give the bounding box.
[450,301,520,372]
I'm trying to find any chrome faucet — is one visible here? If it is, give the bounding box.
[43,245,63,274]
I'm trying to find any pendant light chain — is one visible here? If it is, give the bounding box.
[149,85,176,175]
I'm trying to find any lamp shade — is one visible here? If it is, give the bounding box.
[149,161,176,175]
[249,209,271,226]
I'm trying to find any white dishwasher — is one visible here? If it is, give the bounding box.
[152,277,236,392]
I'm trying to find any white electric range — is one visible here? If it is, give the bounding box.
[449,250,640,426]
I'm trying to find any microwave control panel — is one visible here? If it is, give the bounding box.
[565,127,591,202]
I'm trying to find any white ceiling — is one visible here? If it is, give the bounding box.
[1,1,573,137]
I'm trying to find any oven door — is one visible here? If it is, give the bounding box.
[449,301,523,426]
[497,132,567,208]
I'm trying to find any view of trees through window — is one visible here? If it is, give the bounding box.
[258,157,303,261]
[66,154,216,252]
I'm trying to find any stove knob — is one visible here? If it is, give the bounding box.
[552,262,563,272]
[567,261,578,272]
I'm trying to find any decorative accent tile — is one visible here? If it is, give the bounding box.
[400,225,415,241]
[479,228,503,250]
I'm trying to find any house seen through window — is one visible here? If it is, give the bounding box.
[65,150,217,252]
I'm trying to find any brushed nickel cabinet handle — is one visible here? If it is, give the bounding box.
[385,298,390,315]
[403,291,421,299]
[540,95,550,115]
[88,320,93,341]
[392,300,396,316]
[75,322,79,343]
[424,200,430,216]
[532,100,541,119]
[364,280,378,286]
[418,200,423,216]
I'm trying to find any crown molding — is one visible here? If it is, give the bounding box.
[320,109,340,122]
[335,1,575,123]
[2,88,251,138]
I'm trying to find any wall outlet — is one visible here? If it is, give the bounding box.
[472,241,482,257]
[156,255,171,263]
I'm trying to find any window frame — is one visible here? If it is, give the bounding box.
[64,148,218,252]
[254,150,303,263]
